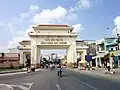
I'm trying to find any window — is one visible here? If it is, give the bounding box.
[111,48,113,51]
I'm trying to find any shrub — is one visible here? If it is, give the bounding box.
[10,63,14,69]
[18,64,24,69]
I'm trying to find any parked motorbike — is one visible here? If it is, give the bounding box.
[31,66,35,72]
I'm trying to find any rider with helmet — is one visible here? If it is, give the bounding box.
[57,64,63,77]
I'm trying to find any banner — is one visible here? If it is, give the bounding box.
[110,51,118,56]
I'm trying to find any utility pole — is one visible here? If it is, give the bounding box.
[116,29,120,50]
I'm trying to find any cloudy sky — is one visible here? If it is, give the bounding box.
[0,0,120,53]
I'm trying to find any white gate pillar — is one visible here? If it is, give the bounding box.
[31,44,40,68]
[20,51,24,65]
[95,58,98,67]
[36,47,40,68]
[67,41,76,68]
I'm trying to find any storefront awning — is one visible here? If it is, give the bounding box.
[92,53,105,59]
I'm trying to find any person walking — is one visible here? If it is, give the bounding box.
[57,64,63,77]
[107,61,110,73]
[26,56,31,73]
[104,61,107,70]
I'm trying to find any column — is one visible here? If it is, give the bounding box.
[95,58,98,67]
[31,45,37,68]
[99,57,102,67]
[23,52,27,65]
[110,57,113,68]
[83,50,87,60]
[20,51,24,65]
[74,43,77,63]
[67,41,76,68]
[31,45,40,68]
[36,47,40,68]
[76,52,80,60]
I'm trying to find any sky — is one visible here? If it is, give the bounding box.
[0,0,120,53]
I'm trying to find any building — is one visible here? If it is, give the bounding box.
[18,24,78,68]
[93,37,120,68]
[17,24,92,68]
[0,53,19,68]
[105,37,119,68]
[85,40,96,67]
[76,40,89,61]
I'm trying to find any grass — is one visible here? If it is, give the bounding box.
[0,67,21,72]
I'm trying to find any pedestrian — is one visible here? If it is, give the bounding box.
[104,61,107,70]
[26,56,31,73]
[107,61,110,73]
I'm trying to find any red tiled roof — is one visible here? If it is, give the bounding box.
[38,24,69,27]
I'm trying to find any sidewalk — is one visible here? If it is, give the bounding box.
[68,67,120,82]
[0,68,41,75]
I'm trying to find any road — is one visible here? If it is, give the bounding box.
[0,68,120,90]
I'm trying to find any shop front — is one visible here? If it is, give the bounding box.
[110,51,119,68]
[116,50,120,67]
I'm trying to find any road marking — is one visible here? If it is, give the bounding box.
[71,76,99,90]
[0,84,14,90]
[11,85,28,90]
[23,82,33,89]
[56,84,62,90]
[10,82,33,90]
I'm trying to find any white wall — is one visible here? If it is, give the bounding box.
[8,48,19,53]
[37,30,70,34]
[32,36,74,46]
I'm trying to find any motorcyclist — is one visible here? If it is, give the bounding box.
[57,64,63,77]
[50,62,55,70]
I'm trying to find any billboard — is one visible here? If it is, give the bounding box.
[85,55,92,62]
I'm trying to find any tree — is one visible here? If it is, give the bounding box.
[1,52,4,58]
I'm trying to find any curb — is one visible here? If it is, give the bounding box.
[0,69,26,74]
[0,68,42,75]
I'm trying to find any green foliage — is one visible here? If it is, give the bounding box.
[18,64,24,69]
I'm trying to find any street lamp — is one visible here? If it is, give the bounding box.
[116,29,120,50]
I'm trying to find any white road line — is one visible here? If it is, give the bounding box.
[0,84,14,90]
[56,84,62,90]
[71,76,99,90]
[23,82,33,89]
[11,84,29,90]
[10,82,33,90]
[28,82,33,89]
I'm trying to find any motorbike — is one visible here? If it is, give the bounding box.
[31,66,35,72]
[58,68,62,77]
[27,66,35,73]
[50,66,55,70]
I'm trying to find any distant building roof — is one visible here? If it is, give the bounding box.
[105,37,117,39]
[38,24,69,27]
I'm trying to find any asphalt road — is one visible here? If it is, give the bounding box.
[0,68,120,90]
